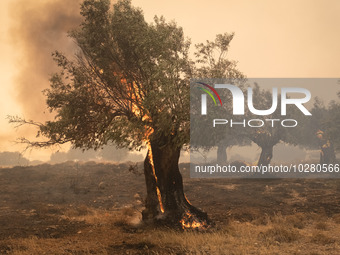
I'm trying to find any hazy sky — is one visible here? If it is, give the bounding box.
[0,0,339,161]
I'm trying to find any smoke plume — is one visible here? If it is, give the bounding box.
[10,0,82,121]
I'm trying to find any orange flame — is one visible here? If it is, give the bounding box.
[128,81,164,214]
[146,140,164,214]
[180,211,206,230]
[129,83,206,224]
[184,194,192,205]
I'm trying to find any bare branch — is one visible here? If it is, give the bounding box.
[7,116,44,129]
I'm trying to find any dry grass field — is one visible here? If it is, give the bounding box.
[0,161,339,254]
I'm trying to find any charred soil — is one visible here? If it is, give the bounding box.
[0,161,339,254]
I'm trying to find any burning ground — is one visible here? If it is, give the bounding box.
[0,161,340,254]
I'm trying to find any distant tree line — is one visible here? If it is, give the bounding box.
[0,152,30,166]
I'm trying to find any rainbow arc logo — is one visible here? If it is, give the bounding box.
[196,82,223,106]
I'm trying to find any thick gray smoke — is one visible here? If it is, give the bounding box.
[10,0,82,121]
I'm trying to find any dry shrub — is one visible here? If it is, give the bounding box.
[315,221,328,230]
[310,231,335,245]
[252,214,271,226]
[258,213,306,229]
[4,236,109,255]
[32,203,62,216]
[63,204,90,218]
[285,213,306,229]
[308,212,328,222]
[121,206,135,217]
[0,242,13,254]
[60,205,140,227]
[333,213,340,224]
[75,204,91,216]
[61,205,113,225]
[143,228,234,254]
[112,206,140,227]
[112,214,129,227]
[259,225,300,243]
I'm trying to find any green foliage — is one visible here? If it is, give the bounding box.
[190,33,246,152]
[42,0,192,150]
[289,94,340,152]
[11,0,242,153]
[326,100,340,151]
[243,83,284,148]
[194,33,244,79]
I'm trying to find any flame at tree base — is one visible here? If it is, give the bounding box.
[180,210,211,230]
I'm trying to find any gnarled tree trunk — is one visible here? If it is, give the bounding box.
[257,145,273,166]
[142,138,210,229]
[251,131,279,167]
[217,143,227,164]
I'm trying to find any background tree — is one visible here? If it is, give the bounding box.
[0,152,29,167]
[244,84,279,166]
[9,0,242,228]
[243,83,306,166]
[324,98,340,153]
[191,34,247,164]
[294,96,339,163]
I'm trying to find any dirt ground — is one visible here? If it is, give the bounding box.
[0,161,339,254]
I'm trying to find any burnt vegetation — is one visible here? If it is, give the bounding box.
[3,0,340,254]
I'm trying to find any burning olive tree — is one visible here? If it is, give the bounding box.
[9,0,242,228]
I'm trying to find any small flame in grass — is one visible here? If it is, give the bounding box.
[180,211,207,230]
